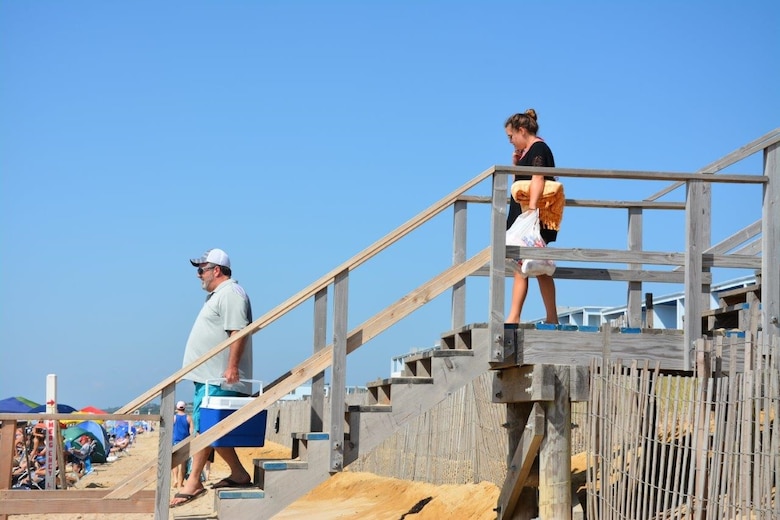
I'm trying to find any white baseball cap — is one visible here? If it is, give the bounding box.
[176,401,186,410]
[189,248,230,268]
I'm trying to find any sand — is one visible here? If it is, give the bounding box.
[8,428,504,520]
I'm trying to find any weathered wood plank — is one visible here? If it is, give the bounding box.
[496,403,544,519]
[452,199,467,329]
[497,165,768,184]
[627,207,643,327]
[489,172,508,364]
[0,413,159,422]
[0,421,16,490]
[538,366,571,518]
[330,270,348,471]
[455,194,687,210]
[475,263,713,284]
[0,490,156,514]
[762,141,779,339]
[503,246,761,269]
[646,128,780,200]
[492,364,556,403]
[517,329,685,371]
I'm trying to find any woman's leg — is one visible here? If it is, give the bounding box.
[507,270,529,324]
[537,275,559,324]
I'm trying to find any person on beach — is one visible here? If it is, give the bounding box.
[171,248,254,507]
[171,400,193,488]
[505,109,561,325]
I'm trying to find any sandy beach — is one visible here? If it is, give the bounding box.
[9,427,503,520]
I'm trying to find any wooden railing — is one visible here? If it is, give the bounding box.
[1,128,777,519]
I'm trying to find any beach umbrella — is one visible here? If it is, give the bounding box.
[62,405,109,425]
[0,396,38,413]
[29,403,77,413]
[80,405,108,415]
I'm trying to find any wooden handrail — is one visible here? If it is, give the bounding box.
[646,127,780,201]
[117,168,496,413]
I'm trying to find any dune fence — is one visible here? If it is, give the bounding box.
[587,332,779,519]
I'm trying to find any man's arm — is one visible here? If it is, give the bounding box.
[223,329,245,384]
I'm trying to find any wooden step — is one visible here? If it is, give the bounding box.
[365,376,434,405]
[218,432,331,520]
[702,302,760,332]
[403,349,474,377]
[439,322,487,350]
[716,283,761,306]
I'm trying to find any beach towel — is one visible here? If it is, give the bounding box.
[510,179,564,231]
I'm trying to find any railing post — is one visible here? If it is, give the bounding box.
[763,141,780,341]
[627,206,643,328]
[684,180,707,369]
[311,287,328,432]
[489,170,508,363]
[452,199,467,329]
[155,383,175,520]
[329,269,348,471]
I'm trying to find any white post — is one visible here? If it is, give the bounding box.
[44,374,57,490]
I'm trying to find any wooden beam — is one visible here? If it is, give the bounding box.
[538,366,572,518]
[646,128,780,201]
[0,413,159,422]
[627,207,643,328]
[455,194,686,210]
[497,403,545,519]
[763,141,780,339]
[685,180,706,369]
[0,420,16,490]
[489,172,508,364]
[493,364,556,403]
[503,247,761,269]
[517,329,685,371]
[0,490,156,514]
[452,199,467,329]
[497,166,768,184]
[311,287,328,432]
[329,269,348,472]
[475,264,712,284]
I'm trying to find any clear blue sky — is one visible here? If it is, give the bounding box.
[1,1,778,409]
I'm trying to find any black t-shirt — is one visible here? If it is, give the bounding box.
[506,141,558,242]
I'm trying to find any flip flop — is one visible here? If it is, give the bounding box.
[170,488,207,507]
[211,477,253,489]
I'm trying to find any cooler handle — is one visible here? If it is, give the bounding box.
[204,378,264,398]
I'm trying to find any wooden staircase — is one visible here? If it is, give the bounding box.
[701,281,762,337]
[209,324,492,519]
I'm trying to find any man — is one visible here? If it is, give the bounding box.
[171,401,193,488]
[171,248,254,507]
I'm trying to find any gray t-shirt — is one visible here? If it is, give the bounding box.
[182,279,253,394]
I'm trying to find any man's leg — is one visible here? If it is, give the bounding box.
[171,447,211,505]
[214,447,251,485]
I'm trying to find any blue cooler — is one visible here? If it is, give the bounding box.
[200,379,268,447]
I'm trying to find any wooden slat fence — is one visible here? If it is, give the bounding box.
[587,333,779,519]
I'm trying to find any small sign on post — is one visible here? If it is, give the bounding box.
[45,374,57,490]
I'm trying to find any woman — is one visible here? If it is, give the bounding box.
[505,109,560,324]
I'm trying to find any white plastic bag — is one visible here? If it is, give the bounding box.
[506,209,556,277]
